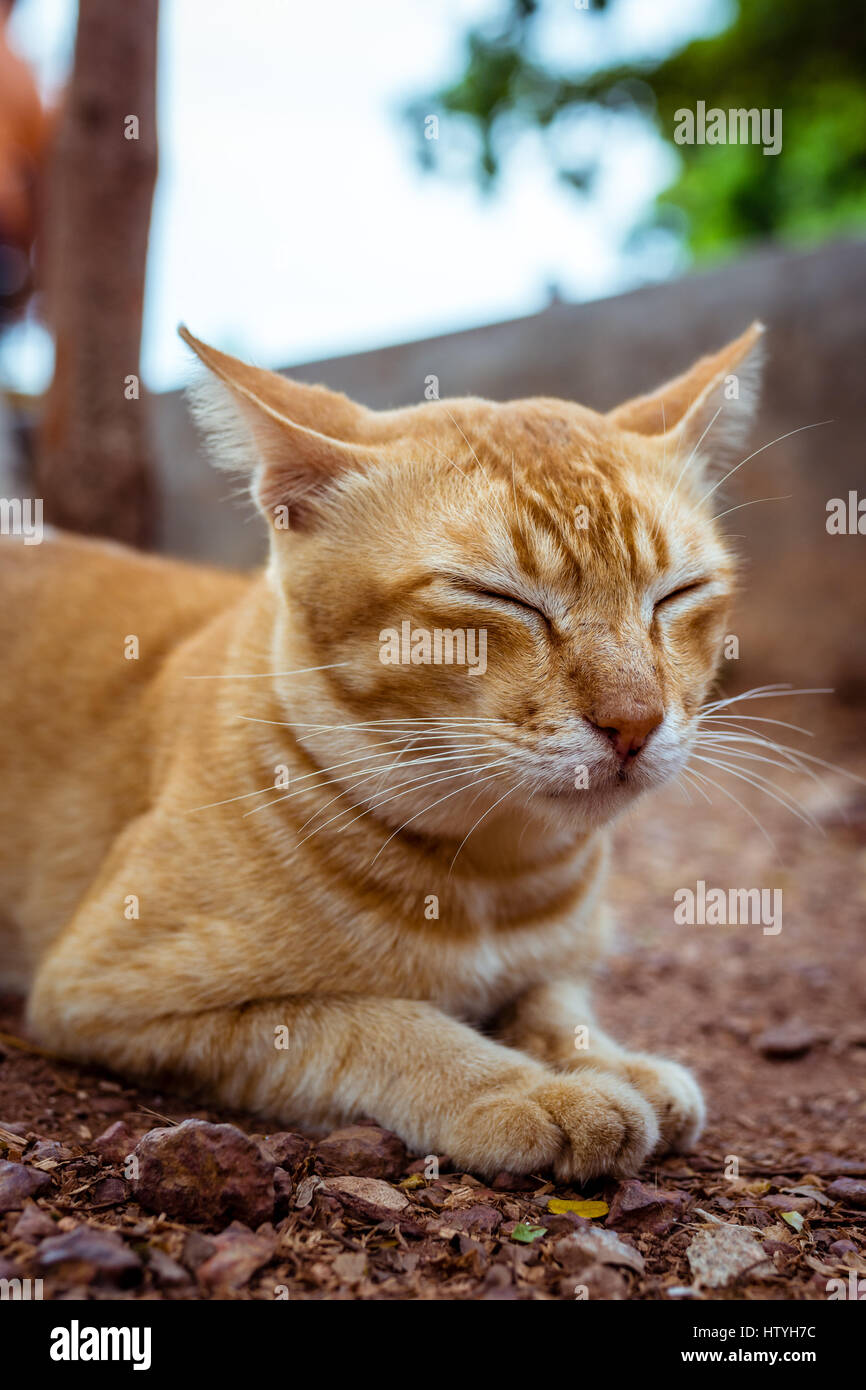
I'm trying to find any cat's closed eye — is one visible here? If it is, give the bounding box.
[450,578,551,627]
[654,579,710,611]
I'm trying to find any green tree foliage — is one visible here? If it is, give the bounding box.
[411,0,866,257]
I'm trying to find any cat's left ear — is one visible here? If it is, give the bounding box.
[607,322,765,475]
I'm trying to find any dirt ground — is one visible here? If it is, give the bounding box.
[1,703,864,1301]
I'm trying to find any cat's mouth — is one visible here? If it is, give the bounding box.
[535,740,680,810]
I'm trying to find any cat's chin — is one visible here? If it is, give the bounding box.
[535,762,672,829]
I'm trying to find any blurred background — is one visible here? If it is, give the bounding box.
[0,0,864,696]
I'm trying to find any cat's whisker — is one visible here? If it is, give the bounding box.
[188,782,299,814]
[293,750,500,836]
[699,713,814,736]
[241,741,496,811]
[690,753,818,829]
[648,399,667,545]
[246,745,503,818]
[693,744,822,796]
[294,758,504,843]
[418,433,506,535]
[685,765,777,850]
[695,419,832,511]
[448,778,526,876]
[298,744,505,819]
[335,757,515,838]
[678,768,713,804]
[509,450,530,547]
[692,728,817,772]
[238,716,509,733]
[188,730,500,813]
[655,403,724,536]
[369,765,513,868]
[186,662,351,680]
[188,732,442,812]
[439,407,512,531]
[711,494,792,523]
[701,684,832,715]
[700,681,796,710]
[697,733,865,787]
[693,742,818,803]
[298,759,514,853]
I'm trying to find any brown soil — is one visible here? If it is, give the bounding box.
[1,708,864,1300]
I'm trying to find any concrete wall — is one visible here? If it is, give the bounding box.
[152,238,866,698]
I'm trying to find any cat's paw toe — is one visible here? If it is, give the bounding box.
[530,1071,660,1182]
[618,1055,706,1154]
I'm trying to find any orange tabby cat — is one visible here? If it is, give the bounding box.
[0,321,763,1179]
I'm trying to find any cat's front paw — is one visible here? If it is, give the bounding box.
[529,1071,660,1182]
[447,1068,659,1181]
[613,1054,706,1155]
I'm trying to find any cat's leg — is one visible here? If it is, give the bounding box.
[493,981,705,1154]
[29,933,660,1181]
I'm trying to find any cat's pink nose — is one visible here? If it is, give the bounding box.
[587,702,664,762]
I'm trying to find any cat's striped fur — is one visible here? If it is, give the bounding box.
[0,323,763,1177]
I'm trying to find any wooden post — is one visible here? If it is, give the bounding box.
[36,0,159,547]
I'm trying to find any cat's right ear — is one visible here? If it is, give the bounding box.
[179,326,378,530]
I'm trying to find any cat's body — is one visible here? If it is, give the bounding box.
[0,323,764,1178]
[0,532,606,1019]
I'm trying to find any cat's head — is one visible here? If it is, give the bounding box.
[182,323,763,848]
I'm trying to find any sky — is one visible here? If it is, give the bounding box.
[4,0,727,393]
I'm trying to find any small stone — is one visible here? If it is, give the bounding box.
[606,1179,689,1236]
[0,1121,29,1138]
[827,1177,866,1208]
[181,1231,217,1270]
[255,1131,310,1170]
[755,1021,821,1060]
[273,1167,294,1217]
[89,1177,129,1207]
[92,1120,149,1164]
[406,1154,450,1176]
[147,1247,190,1288]
[196,1222,275,1292]
[445,1204,502,1235]
[762,1193,816,1213]
[0,1158,53,1211]
[28,1140,73,1164]
[796,1154,866,1177]
[828,1239,858,1258]
[131,1120,276,1228]
[332,1251,367,1283]
[321,1175,410,1222]
[315,1125,408,1180]
[35,1224,141,1286]
[552,1224,644,1274]
[12,1200,56,1241]
[570,1261,629,1299]
[416,1184,450,1212]
[686,1224,774,1289]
